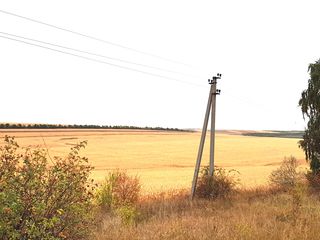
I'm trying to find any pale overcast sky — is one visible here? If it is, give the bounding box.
[1,0,319,130]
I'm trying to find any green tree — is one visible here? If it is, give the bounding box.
[299,59,320,173]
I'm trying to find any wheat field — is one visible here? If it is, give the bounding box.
[0,129,306,193]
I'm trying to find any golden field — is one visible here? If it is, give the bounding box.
[0,129,307,193]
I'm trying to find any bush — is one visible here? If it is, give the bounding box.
[269,156,301,189]
[96,170,141,210]
[269,157,308,224]
[196,166,240,199]
[115,205,140,226]
[306,171,320,190]
[0,136,95,240]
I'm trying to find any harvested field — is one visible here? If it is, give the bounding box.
[0,129,306,192]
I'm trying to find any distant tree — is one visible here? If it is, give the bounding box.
[299,59,320,173]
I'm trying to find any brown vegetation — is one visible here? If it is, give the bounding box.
[94,187,320,240]
[94,161,320,240]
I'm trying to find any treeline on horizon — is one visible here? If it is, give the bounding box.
[0,123,187,132]
[242,130,304,139]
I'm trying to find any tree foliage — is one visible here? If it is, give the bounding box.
[299,59,320,173]
[0,136,95,239]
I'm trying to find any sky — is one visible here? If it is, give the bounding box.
[1,0,319,130]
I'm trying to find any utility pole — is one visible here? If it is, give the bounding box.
[190,73,221,199]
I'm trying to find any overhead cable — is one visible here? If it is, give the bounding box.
[0,34,205,88]
[0,31,199,78]
[0,9,191,67]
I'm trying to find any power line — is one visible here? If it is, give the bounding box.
[0,31,199,78]
[0,9,191,67]
[0,34,205,88]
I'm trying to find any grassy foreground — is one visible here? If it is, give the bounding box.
[95,187,320,240]
[1,135,319,239]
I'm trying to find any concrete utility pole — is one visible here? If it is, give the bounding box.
[190,74,221,199]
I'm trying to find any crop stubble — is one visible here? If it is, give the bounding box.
[0,129,306,192]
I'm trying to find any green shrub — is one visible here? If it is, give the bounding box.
[96,170,141,226]
[116,205,140,226]
[196,166,240,199]
[96,171,118,211]
[96,170,141,210]
[269,156,301,189]
[0,136,95,240]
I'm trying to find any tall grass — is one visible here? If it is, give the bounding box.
[95,187,320,240]
[94,162,320,240]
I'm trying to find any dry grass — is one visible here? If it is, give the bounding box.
[1,130,317,239]
[94,187,320,240]
[0,129,306,192]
